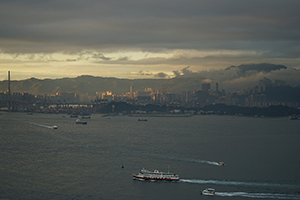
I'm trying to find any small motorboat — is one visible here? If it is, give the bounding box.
[219,162,225,166]
[76,119,87,124]
[81,115,91,119]
[201,188,215,196]
[289,115,299,120]
[52,126,58,129]
[138,118,148,121]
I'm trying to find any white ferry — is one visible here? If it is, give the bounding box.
[133,168,179,181]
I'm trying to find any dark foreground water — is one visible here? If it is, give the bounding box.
[0,112,299,200]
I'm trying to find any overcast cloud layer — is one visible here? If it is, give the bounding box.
[0,0,300,84]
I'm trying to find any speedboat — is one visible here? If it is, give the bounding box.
[133,168,179,181]
[81,115,91,119]
[76,119,87,124]
[138,118,148,121]
[219,162,225,166]
[201,188,215,195]
[289,115,299,120]
[52,125,58,129]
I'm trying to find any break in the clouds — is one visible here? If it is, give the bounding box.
[0,0,300,81]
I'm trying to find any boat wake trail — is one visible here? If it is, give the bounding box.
[28,122,53,129]
[180,179,299,189]
[215,192,300,199]
[17,120,54,129]
[151,153,224,166]
[170,157,223,166]
[188,158,221,166]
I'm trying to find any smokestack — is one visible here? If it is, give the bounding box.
[8,71,11,111]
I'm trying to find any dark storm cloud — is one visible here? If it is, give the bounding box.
[173,64,300,92]
[92,53,111,61]
[66,59,76,62]
[154,72,168,78]
[172,70,181,77]
[116,57,129,61]
[138,70,152,76]
[1,0,300,57]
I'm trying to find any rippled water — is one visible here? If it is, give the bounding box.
[0,112,299,200]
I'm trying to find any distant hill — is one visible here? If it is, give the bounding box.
[0,63,298,95]
[0,75,202,95]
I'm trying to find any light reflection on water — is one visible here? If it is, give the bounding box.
[0,113,299,200]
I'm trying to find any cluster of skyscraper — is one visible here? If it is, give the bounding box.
[1,70,299,112]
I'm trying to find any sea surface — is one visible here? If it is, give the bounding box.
[0,112,299,200]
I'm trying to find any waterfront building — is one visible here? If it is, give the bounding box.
[56,92,79,103]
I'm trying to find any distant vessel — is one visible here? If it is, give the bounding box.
[70,114,78,118]
[81,115,91,119]
[52,126,58,129]
[201,188,215,196]
[289,115,299,120]
[133,168,179,181]
[76,119,87,124]
[218,162,225,166]
[138,118,147,121]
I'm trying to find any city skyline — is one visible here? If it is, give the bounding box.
[1,0,300,81]
[2,63,300,95]
[2,74,299,114]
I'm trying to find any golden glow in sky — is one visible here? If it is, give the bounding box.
[0,0,299,81]
[0,49,274,80]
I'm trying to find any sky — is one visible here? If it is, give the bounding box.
[1,0,300,82]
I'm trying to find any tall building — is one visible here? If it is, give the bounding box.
[130,83,133,98]
[215,82,219,92]
[102,91,113,101]
[274,80,286,86]
[182,91,191,103]
[56,92,79,103]
[202,83,211,92]
[137,88,153,101]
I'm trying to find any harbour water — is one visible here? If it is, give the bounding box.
[0,113,299,200]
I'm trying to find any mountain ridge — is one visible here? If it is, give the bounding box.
[1,63,298,95]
